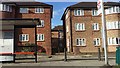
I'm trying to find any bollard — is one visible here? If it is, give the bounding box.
[64,48,67,61]
[98,48,101,61]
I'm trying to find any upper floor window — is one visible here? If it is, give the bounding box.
[74,9,84,16]
[108,37,120,45]
[92,9,98,16]
[75,23,85,31]
[37,34,44,41]
[93,38,100,46]
[0,4,12,12]
[19,34,29,42]
[20,8,28,13]
[106,21,120,29]
[37,20,44,27]
[35,8,44,13]
[105,6,120,14]
[92,23,99,30]
[76,38,86,46]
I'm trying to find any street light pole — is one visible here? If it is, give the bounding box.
[101,0,109,65]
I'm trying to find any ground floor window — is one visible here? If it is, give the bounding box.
[108,37,120,45]
[76,38,86,46]
[37,34,44,41]
[19,34,29,42]
[93,38,100,46]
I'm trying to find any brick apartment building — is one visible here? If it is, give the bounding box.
[51,25,64,54]
[61,2,120,54]
[0,1,53,57]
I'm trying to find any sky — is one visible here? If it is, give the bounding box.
[36,0,120,28]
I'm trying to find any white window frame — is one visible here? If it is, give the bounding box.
[108,37,120,45]
[92,23,99,30]
[20,8,28,13]
[106,21,120,30]
[37,34,44,41]
[74,9,84,16]
[35,8,44,13]
[76,38,86,46]
[37,20,44,27]
[3,4,6,11]
[75,23,85,31]
[0,4,12,12]
[19,34,29,42]
[92,9,98,16]
[0,4,3,11]
[93,38,100,46]
[105,6,120,14]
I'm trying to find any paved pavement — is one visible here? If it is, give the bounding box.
[1,54,117,67]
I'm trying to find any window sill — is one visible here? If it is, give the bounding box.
[20,13,29,14]
[106,12,120,15]
[35,12,44,14]
[107,29,120,31]
[75,45,86,47]
[74,15,84,17]
[92,15,98,16]
[0,11,12,13]
[36,26,44,28]
[108,44,120,46]
[19,41,29,42]
[76,30,86,32]
[37,40,45,42]
[94,45,100,47]
[92,30,100,32]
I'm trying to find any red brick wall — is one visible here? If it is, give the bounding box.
[15,28,35,46]
[0,5,52,55]
[16,7,52,55]
[0,6,16,18]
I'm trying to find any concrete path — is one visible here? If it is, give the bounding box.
[1,55,117,67]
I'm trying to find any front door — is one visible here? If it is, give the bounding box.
[0,31,14,61]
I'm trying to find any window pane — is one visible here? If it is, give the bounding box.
[35,8,44,13]
[78,10,80,15]
[116,38,119,44]
[0,4,3,11]
[74,10,77,15]
[20,8,28,13]
[37,34,44,41]
[76,39,79,45]
[94,40,96,45]
[19,34,29,41]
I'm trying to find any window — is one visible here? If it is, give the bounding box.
[35,8,44,13]
[92,23,99,30]
[74,9,84,16]
[76,38,86,46]
[108,37,120,45]
[105,6,120,14]
[37,34,44,41]
[93,38,100,46]
[106,21,120,29]
[37,20,44,27]
[92,9,98,16]
[75,23,85,31]
[3,4,6,11]
[20,8,28,13]
[0,4,12,12]
[19,34,29,42]
[0,4,3,11]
